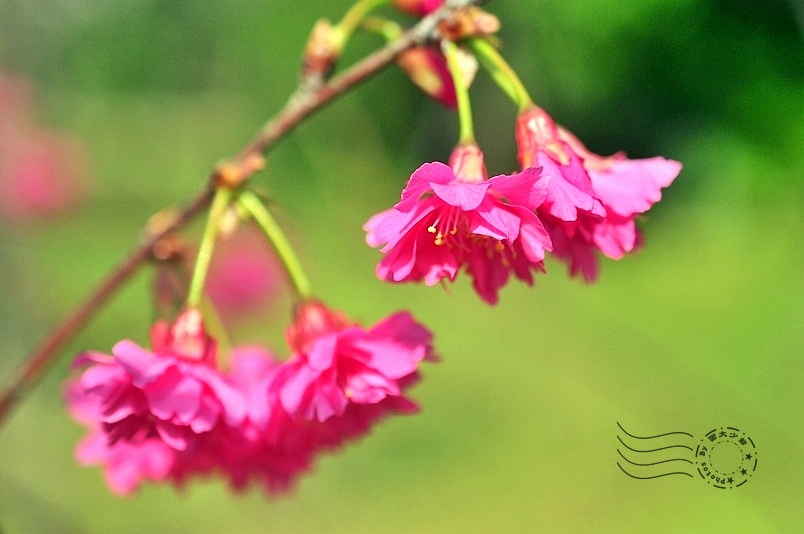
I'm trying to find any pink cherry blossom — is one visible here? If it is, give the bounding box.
[0,72,88,223]
[204,346,319,494]
[67,304,436,495]
[397,46,457,108]
[76,431,178,495]
[65,379,177,495]
[516,105,681,281]
[69,310,246,452]
[205,225,282,320]
[365,143,552,304]
[276,300,435,422]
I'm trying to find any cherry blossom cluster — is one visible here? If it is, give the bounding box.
[362,2,681,304]
[67,304,433,494]
[62,0,681,495]
[366,107,681,304]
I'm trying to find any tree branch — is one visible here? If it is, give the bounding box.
[0,0,482,429]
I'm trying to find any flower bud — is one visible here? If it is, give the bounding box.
[438,7,500,40]
[398,47,457,108]
[515,105,570,168]
[150,308,216,364]
[301,19,339,88]
[285,300,352,353]
[392,0,443,17]
[448,142,487,183]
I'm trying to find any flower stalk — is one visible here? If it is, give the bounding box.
[187,187,234,308]
[442,39,475,144]
[466,37,533,112]
[0,0,486,429]
[238,190,312,301]
[332,0,391,51]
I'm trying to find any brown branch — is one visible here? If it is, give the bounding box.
[0,0,481,428]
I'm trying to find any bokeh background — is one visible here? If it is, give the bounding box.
[0,0,802,532]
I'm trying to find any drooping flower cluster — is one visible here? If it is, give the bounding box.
[515,105,682,282]
[55,1,685,502]
[365,106,680,302]
[365,143,552,305]
[66,304,434,494]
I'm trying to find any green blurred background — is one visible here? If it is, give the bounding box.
[0,0,802,532]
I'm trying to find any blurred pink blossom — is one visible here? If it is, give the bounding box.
[205,225,282,319]
[0,72,88,223]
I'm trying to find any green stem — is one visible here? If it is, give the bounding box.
[187,187,233,307]
[442,39,475,144]
[466,37,534,112]
[238,190,312,300]
[332,0,390,52]
[361,16,404,42]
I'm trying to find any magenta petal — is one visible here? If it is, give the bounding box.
[472,201,521,241]
[99,393,141,424]
[309,382,349,422]
[488,167,549,209]
[306,334,338,371]
[538,154,601,221]
[189,394,218,433]
[518,220,552,263]
[381,232,419,282]
[75,433,106,466]
[173,377,205,424]
[71,351,112,369]
[368,312,433,352]
[589,157,681,216]
[202,373,247,425]
[154,420,188,451]
[144,369,189,421]
[346,371,398,404]
[397,162,455,210]
[349,337,423,379]
[278,362,318,415]
[430,181,491,211]
[592,216,637,259]
[357,335,421,376]
[467,247,508,305]
[113,341,173,387]
[64,380,101,424]
[365,203,434,252]
[421,242,460,286]
[228,348,277,384]
[80,365,125,395]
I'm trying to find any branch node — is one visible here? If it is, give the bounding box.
[213,154,266,189]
